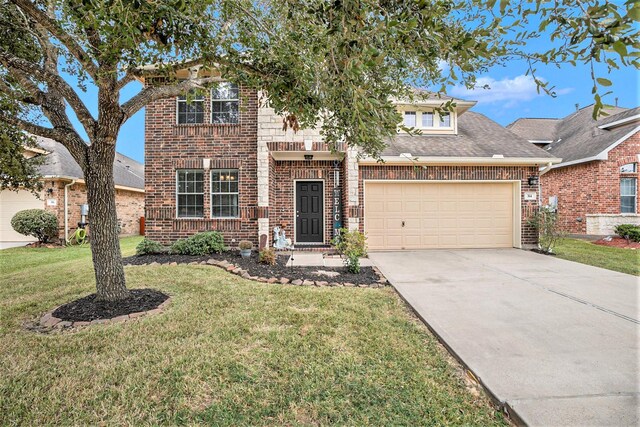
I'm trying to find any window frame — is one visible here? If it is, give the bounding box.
[620,162,637,173]
[176,91,205,125]
[420,111,434,128]
[211,82,240,125]
[620,177,637,214]
[211,168,240,219]
[439,111,451,128]
[176,169,205,219]
[403,111,417,128]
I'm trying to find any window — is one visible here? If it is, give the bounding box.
[177,91,204,124]
[421,111,434,128]
[211,82,239,124]
[176,170,204,218]
[621,177,637,213]
[403,111,416,128]
[440,112,451,127]
[620,163,637,173]
[211,169,239,218]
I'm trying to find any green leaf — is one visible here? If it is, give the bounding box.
[596,77,613,86]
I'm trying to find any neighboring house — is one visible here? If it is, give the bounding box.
[144,76,559,250]
[0,136,144,244]
[508,105,640,235]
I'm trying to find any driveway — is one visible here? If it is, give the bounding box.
[369,249,639,427]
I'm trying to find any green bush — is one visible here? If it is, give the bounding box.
[614,224,640,242]
[259,248,276,265]
[170,231,226,255]
[331,228,368,274]
[135,238,165,256]
[11,209,58,243]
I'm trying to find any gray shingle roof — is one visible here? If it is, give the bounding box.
[35,136,144,190]
[508,105,638,165]
[382,111,556,158]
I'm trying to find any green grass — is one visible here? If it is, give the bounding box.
[554,238,640,276]
[0,237,505,426]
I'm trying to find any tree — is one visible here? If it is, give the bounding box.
[1,0,637,301]
[0,120,44,194]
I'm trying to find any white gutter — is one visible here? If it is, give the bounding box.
[41,175,145,193]
[539,162,554,176]
[598,114,640,129]
[358,156,562,166]
[64,179,76,242]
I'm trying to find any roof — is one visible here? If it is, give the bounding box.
[35,136,144,190]
[380,111,556,159]
[507,105,639,166]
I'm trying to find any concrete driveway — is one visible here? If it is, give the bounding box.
[369,249,639,427]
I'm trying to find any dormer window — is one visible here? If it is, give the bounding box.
[440,112,451,127]
[421,111,434,128]
[404,111,416,127]
[211,82,239,124]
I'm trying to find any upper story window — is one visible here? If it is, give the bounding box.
[211,169,239,218]
[176,170,204,218]
[403,111,416,128]
[620,163,637,173]
[211,82,239,124]
[421,111,434,128]
[440,112,451,127]
[177,91,204,124]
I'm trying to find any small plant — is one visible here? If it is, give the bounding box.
[259,248,276,265]
[170,231,226,255]
[238,240,253,250]
[331,228,367,274]
[527,206,566,254]
[11,209,58,243]
[136,238,165,255]
[614,224,640,243]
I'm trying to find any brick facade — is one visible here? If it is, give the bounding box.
[541,130,640,234]
[42,179,144,238]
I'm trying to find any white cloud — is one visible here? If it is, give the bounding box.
[449,75,572,107]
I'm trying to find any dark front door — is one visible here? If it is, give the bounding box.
[296,181,324,243]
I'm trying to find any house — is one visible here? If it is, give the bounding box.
[0,136,145,245]
[508,105,640,235]
[144,77,560,250]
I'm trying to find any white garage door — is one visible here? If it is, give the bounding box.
[364,182,516,250]
[0,190,43,242]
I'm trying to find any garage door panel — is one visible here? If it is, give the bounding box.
[365,182,515,250]
[1,190,44,242]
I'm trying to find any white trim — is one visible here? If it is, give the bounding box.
[549,125,640,170]
[41,175,145,193]
[175,169,204,219]
[598,114,640,129]
[210,168,240,219]
[358,156,561,166]
[293,179,325,244]
[362,179,522,249]
[528,140,553,144]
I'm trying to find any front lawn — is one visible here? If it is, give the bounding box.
[0,237,505,426]
[554,238,640,276]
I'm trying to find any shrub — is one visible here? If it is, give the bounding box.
[614,224,640,242]
[331,228,367,274]
[238,240,253,250]
[259,248,276,265]
[135,238,165,256]
[527,206,565,254]
[170,231,226,255]
[11,209,58,243]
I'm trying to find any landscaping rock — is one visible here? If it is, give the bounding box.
[226,265,236,272]
[292,279,303,286]
[267,277,278,284]
[316,281,328,287]
[344,282,355,287]
[241,272,252,279]
[199,261,207,265]
[149,262,160,266]
[302,280,315,286]
[169,262,178,266]
[145,308,162,316]
[258,277,268,282]
[329,282,340,287]
[128,311,146,318]
[206,259,217,265]
[73,321,90,327]
[42,316,61,328]
[56,321,72,328]
[112,315,129,323]
[232,268,243,274]
[279,277,290,284]
[91,318,110,325]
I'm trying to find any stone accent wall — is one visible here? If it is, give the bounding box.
[357,165,541,246]
[541,131,640,234]
[586,214,640,235]
[271,160,340,245]
[144,85,259,245]
[43,179,144,238]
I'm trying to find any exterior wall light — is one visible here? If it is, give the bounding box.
[528,176,539,186]
[304,154,313,161]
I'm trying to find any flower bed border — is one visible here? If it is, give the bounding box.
[133,258,389,288]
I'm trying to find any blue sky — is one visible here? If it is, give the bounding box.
[66,33,638,165]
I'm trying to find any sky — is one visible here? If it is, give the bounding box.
[63,21,638,165]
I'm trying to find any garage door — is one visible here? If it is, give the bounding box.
[364,182,515,250]
[0,190,43,242]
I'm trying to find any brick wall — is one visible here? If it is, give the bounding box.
[541,131,640,233]
[42,179,144,238]
[144,85,260,245]
[357,165,540,245]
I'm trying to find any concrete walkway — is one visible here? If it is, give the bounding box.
[369,249,639,427]
[285,252,373,267]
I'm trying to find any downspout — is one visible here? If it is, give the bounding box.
[64,179,76,241]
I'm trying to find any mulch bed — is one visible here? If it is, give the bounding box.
[123,252,383,286]
[592,236,640,249]
[52,289,169,322]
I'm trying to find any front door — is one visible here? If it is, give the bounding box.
[296,181,324,243]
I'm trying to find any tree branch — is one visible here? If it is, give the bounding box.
[10,0,99,79]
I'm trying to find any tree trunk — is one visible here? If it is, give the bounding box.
[85,141,129,301]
